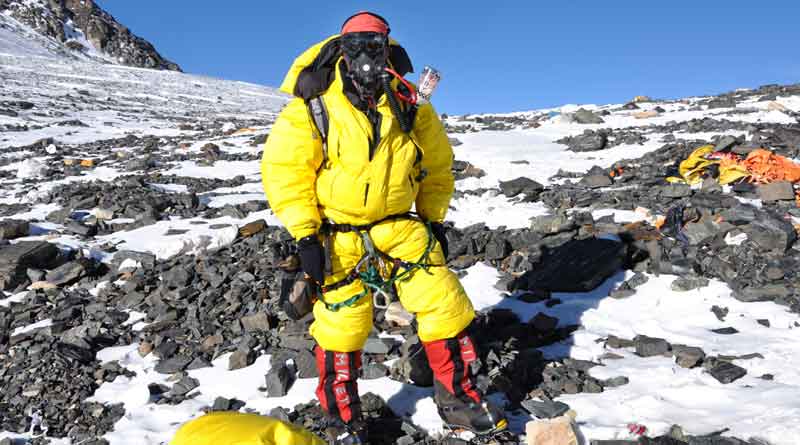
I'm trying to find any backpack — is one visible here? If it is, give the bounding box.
[293,36,418,165]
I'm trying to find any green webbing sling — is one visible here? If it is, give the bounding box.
[318,220,439,312]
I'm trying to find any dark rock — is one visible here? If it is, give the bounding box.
[671,275,710,292]
[498,177,544,198]
[201,143,222,161]
[364,336,393,354]
[572,108,605,124]
[238,219,266,237]
[744,217,796,253]
[673,345,705,368]
[0,219,29,240]
[187,357,212,370]
[682,220,721,245]
[485,237,511,261]
[171,376,199,396]
[154,356,192,374]
[711,327,739,335]
[708,361,747,384]
[700,177,723,193]
[580,174,613,188]
[720,205,759,225]
[714,135,739,152]
[757,319,770,328]
[452,160,486,180]
[758,181,796,202]
[362,362,390,380]
[294,349,318,378]
[268,407,291,423]
[229,349,256,370]
[626,273,650,289]
[732,284,791,303]
[558,130,608,152]
[516,289,550,303]
[606,335,635,349]
[707,97,736,109]
[240,313,271,332]
[162,265,194,288]
[65,220,98,237]
[530,213,575,234]
[0,241,60,290]
[391,334,433,387]
[661,184,692,198]
[602,376,629,387]
[46,260,87,286]
[634,335,671,357]
[530,312,559,333]
[212,397,236,412]
[609,288,636,299]
[264,364,293,397]
[520,399,570,419]
[511,238,624,293]
[148,382,170,402]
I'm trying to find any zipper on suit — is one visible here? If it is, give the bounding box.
[364,183,370,206]
[367,108,382,161]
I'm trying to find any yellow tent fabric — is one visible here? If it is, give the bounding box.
[666,145,749,185]
[170,412,325,445]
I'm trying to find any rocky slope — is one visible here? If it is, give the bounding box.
[2,14,800,445]
[0,0,180,70]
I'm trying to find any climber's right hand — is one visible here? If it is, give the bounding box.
[297,235,325,286]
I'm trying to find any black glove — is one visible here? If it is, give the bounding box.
[297,235,325,285]
[430,222,449,259]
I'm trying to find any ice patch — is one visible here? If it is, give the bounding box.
[11,318,53,336]
[16,158,46,178]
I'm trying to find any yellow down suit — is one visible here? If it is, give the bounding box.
[261,36,474,352]
[170,412,325,445]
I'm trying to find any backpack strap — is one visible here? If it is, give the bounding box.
[307,96,330,168]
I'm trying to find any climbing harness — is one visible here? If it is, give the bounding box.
[316,214,444,312]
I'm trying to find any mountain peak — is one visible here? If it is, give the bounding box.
[0,0,180,70]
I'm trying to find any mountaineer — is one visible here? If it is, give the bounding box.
[262,11,507,444]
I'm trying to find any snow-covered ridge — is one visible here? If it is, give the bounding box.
[1,0,180,70]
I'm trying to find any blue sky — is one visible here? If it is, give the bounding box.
[97,1,800,115]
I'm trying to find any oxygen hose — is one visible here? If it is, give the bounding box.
[381,72,412,133]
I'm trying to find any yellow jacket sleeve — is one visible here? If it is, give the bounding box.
[262,98,323,240]
[414,102,454,223]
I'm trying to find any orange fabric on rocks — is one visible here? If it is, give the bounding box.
[741,149,800,183]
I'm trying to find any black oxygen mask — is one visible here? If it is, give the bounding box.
[341,32,389,100]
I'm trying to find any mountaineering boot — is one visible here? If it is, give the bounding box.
[314,346,367,444]
[423,331,508,435]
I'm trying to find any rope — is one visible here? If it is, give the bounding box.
[317,220,442,312]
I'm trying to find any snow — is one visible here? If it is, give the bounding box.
[449,191,550,229]
[15,158,46,178]
[558,276,799,444]
[97,210,280,260]
[11,318,53,336]
[163,160,262,179]
[451,128,663,188]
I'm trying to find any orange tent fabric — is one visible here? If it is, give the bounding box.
[741,149,800,184]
